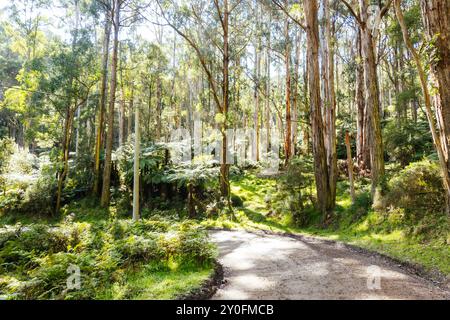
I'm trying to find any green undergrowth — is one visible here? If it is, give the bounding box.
[0,198,216,300]
[202,170,450,277]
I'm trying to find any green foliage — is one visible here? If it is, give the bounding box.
[271,156,315,226]
[230,194,244,207]
[384,120,433,166]
[0,210,216,300]
[165,162,219,188]
[384,160,446,217]
[0,155,57,216]
[116,143,168,187]
[0,137,15,170]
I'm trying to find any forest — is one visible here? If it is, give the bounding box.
[0,0,449,300]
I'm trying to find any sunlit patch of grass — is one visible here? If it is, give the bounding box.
[97,263,213,300]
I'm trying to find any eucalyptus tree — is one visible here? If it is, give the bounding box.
[93,1,112,196]
[420,0,450,180]
[41,33,98,213]
[100,0,148,207]
[272,0,337,218]
[340,0,393,198]
[394,0,450,214]
[155,0,251,202]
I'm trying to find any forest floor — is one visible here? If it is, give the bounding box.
[210,229,449,299]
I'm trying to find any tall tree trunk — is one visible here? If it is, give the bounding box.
[132,98,140,221]
[284,13,292,165]
[302,50,310,154]
[101,0,120,207]
[359,0,385,198]
[420,0,450,170]
[93,12,111,196]
[395,0,450,214]
[220,0,230,200]
[119,45,125,147]
[56,108,75,214]
[355,29,369,169]
[265,14,272,153]
[323,0,337,208]
[305,0,333,219]
[156,75,162,141]
[345,130,356,203]
[127,87,134,142]
[292,29,301,156]
[56,0,80,212]
[254,37,261,162]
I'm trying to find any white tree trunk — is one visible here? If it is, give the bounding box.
[132,101,140,221]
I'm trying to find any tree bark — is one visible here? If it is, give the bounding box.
[56,108,75,213]
[355,29,369,170]
[284,12,292,165]
[359,0,385,197]
[305,0,333,218]
[254,35,261,162]
[101,0,120,207]
[220,0,230,200]
[395,0,450,214]
[420,0,450,170]
[292,29,301,156]
[132,97,140,221]
[93,12,111,196]
[345,131,356,203]
[119,45,125,147]
[322,0,337,208]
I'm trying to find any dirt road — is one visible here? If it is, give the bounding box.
[209,230,449,300]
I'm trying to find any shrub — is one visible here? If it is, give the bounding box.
[176,229,216,266]
[230,194,243,207]
[0,138,15,171]
[115,235,165,266]
[19,172,57,216]
[384,160,446,218]
[384,120,433,166]
[7,148,38,175]
[0,215,217,299]
[271,156,315,226]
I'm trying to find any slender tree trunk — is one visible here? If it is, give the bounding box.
[93,12,111,196]
[132,98,140,221]
[420,0,450,171]
[323,0,337,208]
[119,46,125,147]
[303,51,310,154]
[345,131,356,203]
[305,0,333,219]
[156,75,162,141]
[292,29,301,156]
[284,13,292,165]
[220,0,230,200]
[355,29,368,169]
[266,15,272,153]
[56,108,75,213]
[101,0,120,207]
[127,87,134,142]
[359,0,385,197]
[254,38,261,162]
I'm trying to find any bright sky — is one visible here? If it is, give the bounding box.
[0,0,162,43]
